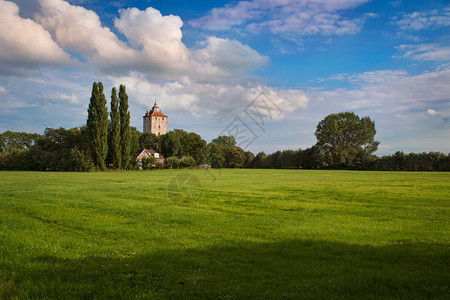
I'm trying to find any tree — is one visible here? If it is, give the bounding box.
[165,156,180,169]
[226,146,246,168]
[129,127,141,169]
[1,131,41,154]
[250,151,267,168]
[244,151,255,168]
[315,112,379,168]
[206,142,226,168]
[141,156,157,170]
[160,131,180,157]
[212,135,236,147]
[180,156,196,168]
[139,132,159,151]
[107,87,121,168]
[119,84,131,169]
[86,82,109,170]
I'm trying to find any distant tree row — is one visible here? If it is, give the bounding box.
[1,95,449,171]
[248,148,450,171]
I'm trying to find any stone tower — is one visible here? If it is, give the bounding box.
[143,102,168,135]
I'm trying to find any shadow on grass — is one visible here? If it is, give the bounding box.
[2,239,449,299]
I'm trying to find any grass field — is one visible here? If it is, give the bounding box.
[0,169,449,298]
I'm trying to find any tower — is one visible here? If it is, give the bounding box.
[143,101,168,135]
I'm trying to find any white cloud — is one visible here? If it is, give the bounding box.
[110,72,309,119]
[191,37,269,83]
[33,0,269,82]
[397,44,450,61]
[395,7,450,31]
[312,68,450,113]
[0,0,70,73]
[426,108,438,116]
[190,0,371,38]
[114,7,189,74]
[35,0,135,70]
[0,86,6,93]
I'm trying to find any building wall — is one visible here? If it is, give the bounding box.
[143,116,151,133]
[150,116,168,135]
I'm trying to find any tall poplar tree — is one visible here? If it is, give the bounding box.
[86,82,108,170]
[108,87,121,168]
[119,84,131,169]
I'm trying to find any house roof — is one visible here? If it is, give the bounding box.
[136,149,165,160]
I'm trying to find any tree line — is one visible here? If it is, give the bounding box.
[1,89,449,171]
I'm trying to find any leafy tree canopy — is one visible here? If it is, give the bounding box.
[315,112,379,168]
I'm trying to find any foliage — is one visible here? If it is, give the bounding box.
[180,156,196,168]
[315,112,379,169]
[212,135,236,147]
[226,146,246,168]
[165,156,180,169]
[206,142,226,168]
[0,131,40,154]
[0,170,448,298]
[141,156,157,170]
[139,133,159,152]
[160,131,180,157]
[119,84,131,169]
[0,127,92,171]
[244,151,255,168]
[86,82,109,170]
[107,87,121,169]
[372,151,450,171]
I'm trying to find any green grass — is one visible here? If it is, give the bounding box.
[0,169,449,299]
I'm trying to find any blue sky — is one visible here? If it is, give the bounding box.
[1,0,449,155]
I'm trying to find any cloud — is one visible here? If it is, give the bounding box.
[426,108,438,116]
[114,6,189,74]
[35,0,135,70]
[328,70,409,84]
[33,0,268,82]
[110,72,309,120]
[397,44,450,61]
[394,7,450,31]
[190,0,371,38]
[312,68,450,114]
[0,0,70,74]
[191,37,269,83]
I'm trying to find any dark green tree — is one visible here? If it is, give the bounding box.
[160,131,180,157]
[86,82,109,170]
[139,132,159,151]
[119,84,131,169]
[315,112,379,168]
[206,142,226,168]
[212,135,236,147]
[226,146,246,168]
[107,87,121,168]
[244,151,255,168]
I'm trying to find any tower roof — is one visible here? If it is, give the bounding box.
[143,102,168,118]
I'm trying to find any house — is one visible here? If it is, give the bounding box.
[136,149,164,169]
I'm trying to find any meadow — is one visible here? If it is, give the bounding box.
[0,169,448,299]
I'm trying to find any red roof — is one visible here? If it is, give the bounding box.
[151,111,167,117]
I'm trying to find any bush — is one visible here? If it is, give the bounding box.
[180,156,196,168]
[165,156,180,169]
